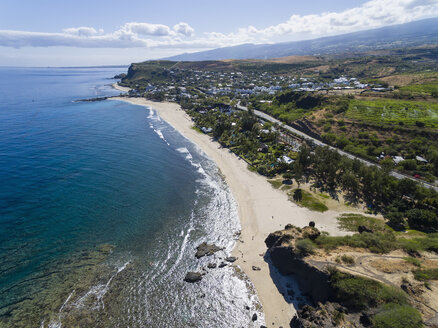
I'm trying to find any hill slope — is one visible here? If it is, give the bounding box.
[165,17,438,61]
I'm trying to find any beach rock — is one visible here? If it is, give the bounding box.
[225,256,237,262]
[252,266,261,271]
[207,263,217,269]
[195,242,222,258]
[245,305,250,310]
[218,262,227,268]
[184,272,202,283]
[252,313,258,321]
[308,221,315,228]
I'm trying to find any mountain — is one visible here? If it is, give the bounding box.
[165,17,438,61]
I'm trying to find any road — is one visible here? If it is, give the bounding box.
[235,103,438,192]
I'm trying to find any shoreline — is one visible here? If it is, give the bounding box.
[112,82,131,93]
[110,96,351,326]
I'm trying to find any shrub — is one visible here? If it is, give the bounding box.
[296,239,316,256]
[341,254,355,265]
[372,303,423,328]
[406,209,438,232]
[403,257,421,267]
[293,189,303,202]
[314,232,398,254]
[330,271,407,310]
[413,268,438,281]
[385,212,407,231]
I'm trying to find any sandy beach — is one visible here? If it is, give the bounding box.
[110,96,350,327]
[112,83,131,93]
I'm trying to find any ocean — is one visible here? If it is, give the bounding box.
[0,67,262,327]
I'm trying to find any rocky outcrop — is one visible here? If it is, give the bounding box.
[265,225,332,303]
[290,303,349,328]
[184,272,203,283]
[195,242,222,258]
[113,73,127,79]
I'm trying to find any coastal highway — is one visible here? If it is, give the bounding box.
[235,102,438,192]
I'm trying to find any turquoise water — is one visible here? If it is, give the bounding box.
[0,68,262,327]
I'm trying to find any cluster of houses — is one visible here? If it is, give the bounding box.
[289,77,369,92]
[377,152,429,165]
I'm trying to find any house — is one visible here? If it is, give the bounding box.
[416,156,428,163]
[393,156,404,164]
[201,127,213,134]
[277,155,294,164]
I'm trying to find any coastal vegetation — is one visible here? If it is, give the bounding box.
[265,224,428,327]
[120,46,438,182]
[119,46,438,327]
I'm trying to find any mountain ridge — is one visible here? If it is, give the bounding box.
[164,17,438,61]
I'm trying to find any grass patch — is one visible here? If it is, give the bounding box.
[400,83,438,95]
[268,179,282,189]
[318,192,330,199]
[296,238,316,256]
[191,126,203,134]
[346,98,438,127]
[315,231,398,254]
[413,268,438,281]
[403,257,422,267]
[329,269,408,310]
[371,303,423,328]
[313,228,438,254]
[288,189,328,212]
[397,233,438,254]
[337,213,388,233]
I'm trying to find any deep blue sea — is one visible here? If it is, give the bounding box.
[0,67,262,327]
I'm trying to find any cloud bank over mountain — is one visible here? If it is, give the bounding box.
[0,0,437,50]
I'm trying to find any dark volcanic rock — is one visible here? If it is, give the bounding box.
[225,256,237,262]
[252,313,258,321]
[252,266,261,271]
[195,242,222,258]
[218,262,227,268]
[308,221,315,228]
[358,225,373,233]
[113,73,127,79]
[265,226,331,303]
[291,303,348,328]
[207,263,217,269]
[184,272,202,283]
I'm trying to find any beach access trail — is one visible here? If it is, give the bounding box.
[111,94,349,327]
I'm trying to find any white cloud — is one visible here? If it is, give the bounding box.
[0,0,436,50]
[63,27,103,37]
[122,22,172,36]
[173,22,195,36]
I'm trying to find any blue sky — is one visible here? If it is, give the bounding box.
[0,0,437,66]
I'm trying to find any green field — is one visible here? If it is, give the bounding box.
[400,83,438,95]
[346,99,438,127]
